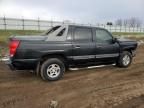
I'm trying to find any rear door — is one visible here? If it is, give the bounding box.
[72,26,95,63]
[94,28,119,63]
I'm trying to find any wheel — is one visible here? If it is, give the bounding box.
[116,51,132,68]
[40,58,65,81]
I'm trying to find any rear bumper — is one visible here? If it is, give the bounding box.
[4,57,39,70]
[5,58,15,70]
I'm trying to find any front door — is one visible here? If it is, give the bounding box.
[94,28,119,63]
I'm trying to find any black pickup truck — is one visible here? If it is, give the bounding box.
[7,24,138,81]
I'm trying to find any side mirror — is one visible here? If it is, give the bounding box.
[113,38,117,43]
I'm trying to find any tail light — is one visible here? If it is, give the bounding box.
[9,40,20,57]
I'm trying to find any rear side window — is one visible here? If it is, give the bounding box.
[57,28,66,36]
[74,27,92,42]
[45,26,60,35]
[46,27,67,41]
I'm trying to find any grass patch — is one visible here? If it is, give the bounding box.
[0,47,8,59]
[112,32,144,36]
[0,30,43,45]
[112,32,144,39]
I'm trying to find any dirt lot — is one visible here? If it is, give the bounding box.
[0,45,144,108]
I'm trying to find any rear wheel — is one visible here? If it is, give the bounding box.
[40,58,65,81]
[116,51,132,68]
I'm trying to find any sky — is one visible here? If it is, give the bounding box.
[0,0,144,24]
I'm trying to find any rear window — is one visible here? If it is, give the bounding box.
[45,26,61,35]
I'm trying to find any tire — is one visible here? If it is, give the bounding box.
[116,51,132,68]
[40,58,65,81]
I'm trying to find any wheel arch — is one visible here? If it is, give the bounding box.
[120,47,135,55]
[35,53,68,76]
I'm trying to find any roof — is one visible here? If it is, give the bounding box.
[62,23,104,29]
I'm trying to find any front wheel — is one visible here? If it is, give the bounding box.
[116,51,132,68]
[40,58,65,81]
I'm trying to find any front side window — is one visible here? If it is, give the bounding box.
[74,27,92,42]
[96,29,113,44]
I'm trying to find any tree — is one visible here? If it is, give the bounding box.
[129,17,137,27]
[123,19,128,27]
[128,17,142,28]
[115,19,122,26]
[115,17,142,28]
[135,19,142,28]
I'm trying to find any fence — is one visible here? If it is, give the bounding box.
[0,17,144,33]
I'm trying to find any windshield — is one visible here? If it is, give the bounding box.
[42,26,61,36]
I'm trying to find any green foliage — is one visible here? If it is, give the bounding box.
[0,30,43,45]
[112,32,144,36]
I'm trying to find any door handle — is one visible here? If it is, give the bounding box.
[75,46,80,49]
[97,45,103,48]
